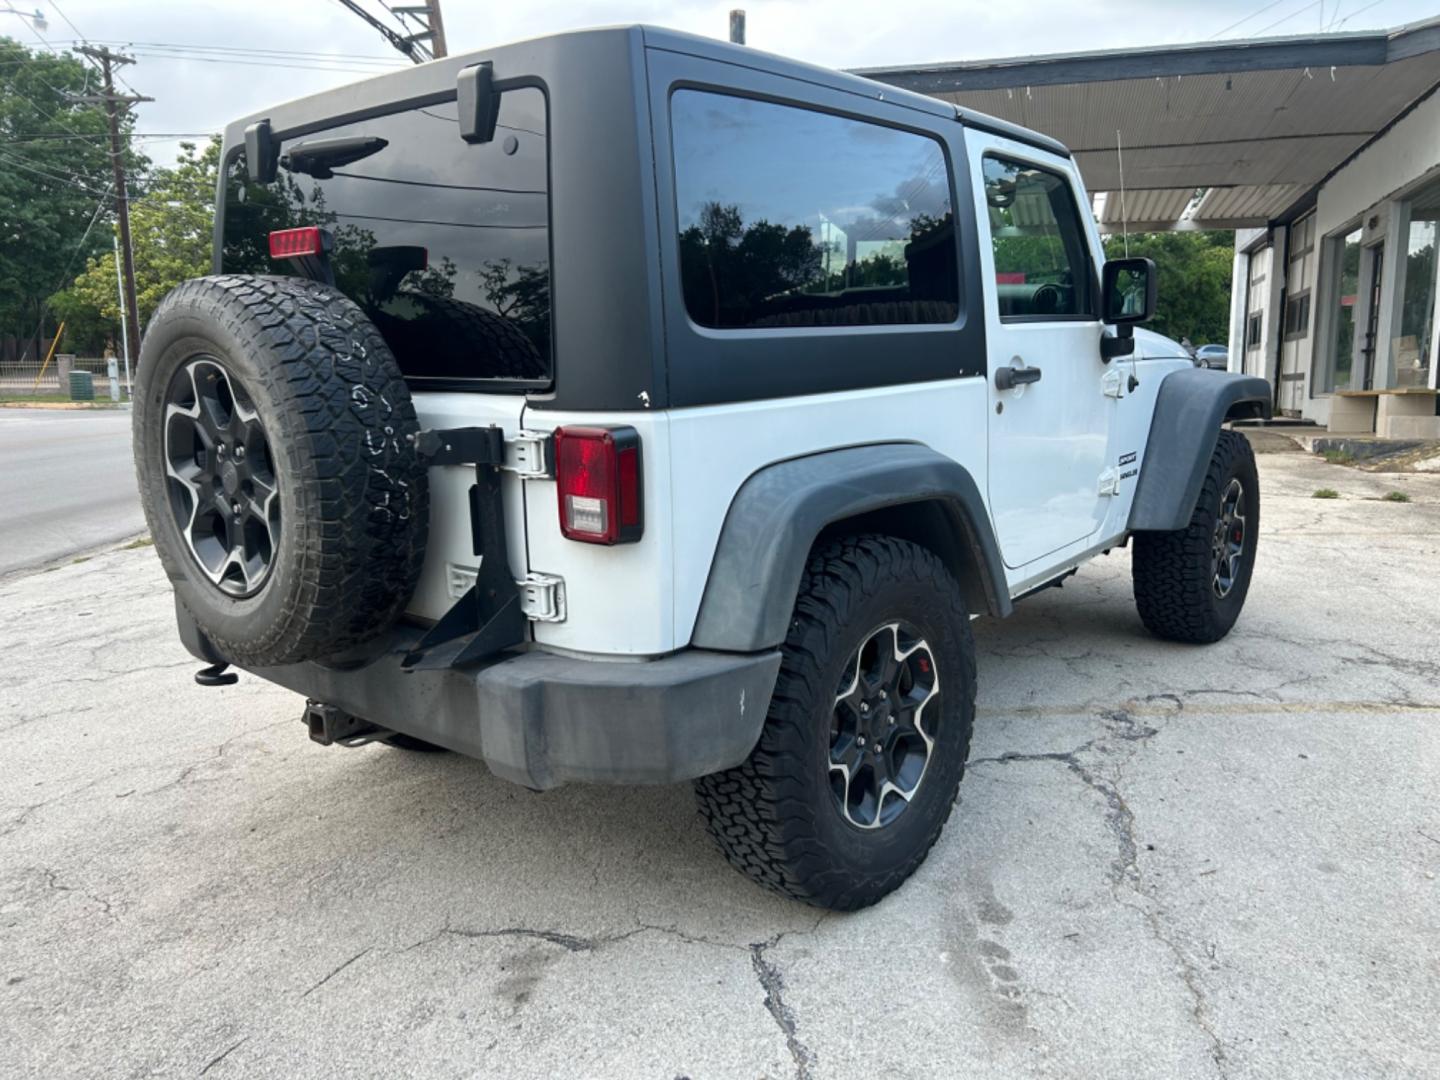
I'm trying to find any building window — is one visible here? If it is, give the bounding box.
[670,90,958,330]
[1320,227,1363,392]
[1284,291,1311,340]
[1392,182,1439,389]
[1246,312,1262,349]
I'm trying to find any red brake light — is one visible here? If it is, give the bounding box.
[269,226,323,259]
[554,426,643,544]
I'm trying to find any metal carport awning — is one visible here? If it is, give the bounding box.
[855,17,1440,231]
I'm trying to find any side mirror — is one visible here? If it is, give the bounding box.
[457,62,499,145]
[244,119,278,184]
[1102,257,1157,325]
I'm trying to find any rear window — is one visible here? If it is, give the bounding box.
[221,88,550,389]
[670,90,958,330]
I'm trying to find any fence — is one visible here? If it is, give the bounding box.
[0,356,130,399]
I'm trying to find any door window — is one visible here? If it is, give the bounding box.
[982,155,1095,320]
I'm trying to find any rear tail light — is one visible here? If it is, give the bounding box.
[268,226,324,259]
[554,426,642,544]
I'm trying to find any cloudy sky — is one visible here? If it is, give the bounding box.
[15,0,1440,165]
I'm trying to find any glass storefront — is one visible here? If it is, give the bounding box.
[1392,182,1439,389]
[1324,227,1362,393]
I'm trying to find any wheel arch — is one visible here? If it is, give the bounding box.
[1128,368,1271,533]
[689,443,1011,653]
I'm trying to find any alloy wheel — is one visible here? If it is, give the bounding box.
[829,621,941,830]
[162,357,279,597]
[1211,477,1246,598]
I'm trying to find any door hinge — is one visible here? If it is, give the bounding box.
[517,572,566,622]
[501,430,554,480]
[1101,368,1125,399]
[1097,468,1121,496]
[414,425,553,479]
[447,565,566,622]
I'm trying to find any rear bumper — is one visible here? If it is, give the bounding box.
[176,605,780,790]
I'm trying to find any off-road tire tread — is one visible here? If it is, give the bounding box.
[694,536,976,910]
[135,274,427,667]
[1132,429,1257,644]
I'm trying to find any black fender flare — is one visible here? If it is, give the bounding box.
[689,443,1011,653]
[1128,368,1271,533]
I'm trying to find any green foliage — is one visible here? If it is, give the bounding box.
[1102,230,1234,344]
[0,37,147,356]
[1312,488,1340,499]
[1321,449,1355,464]
[51,140,219,353]
[1382,490,1411,503]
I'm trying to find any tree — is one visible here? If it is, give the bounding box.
[0,37,147,360]
[1102,230,1234,344]
[52,139,218,354]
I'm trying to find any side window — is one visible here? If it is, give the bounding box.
[983,155,1096,320]
[670,90,958,330]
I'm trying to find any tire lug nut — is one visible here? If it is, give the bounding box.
[231,501,241,515]
[874,742,883,753]
[859,702,870,714]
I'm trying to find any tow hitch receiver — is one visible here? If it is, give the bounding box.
[303,699,392,747]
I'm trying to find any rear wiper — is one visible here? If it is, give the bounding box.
[280,136,388,179]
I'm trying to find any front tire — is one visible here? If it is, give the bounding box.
[695,536,976,910]
[1132,429,1259,643]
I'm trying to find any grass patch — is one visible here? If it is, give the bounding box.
[120,535,154,549]
[1312,488,1340,499]
[1382,490,1411,503]
[1321,449,1355,465]
[71,555,91,564]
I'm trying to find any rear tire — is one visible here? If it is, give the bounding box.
[695,536,976,910]
[1132,429,1259,643]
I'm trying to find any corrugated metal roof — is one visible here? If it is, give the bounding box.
[858,18,1440,230]
[1097,187,1195,226]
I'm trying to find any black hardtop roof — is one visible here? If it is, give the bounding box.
[221,24,1066,157]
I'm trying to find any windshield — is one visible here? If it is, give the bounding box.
[221,88,550,389]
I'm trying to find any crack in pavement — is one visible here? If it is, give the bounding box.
[971,714,1229,1078]
[300,947,373,999]
[751,937,817,1080]
[198,1037,247,1075]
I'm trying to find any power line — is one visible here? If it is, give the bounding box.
[0,131,216,141]
[1330,0,1391,30]
[1208,0,1294,39]
[1254,0,1326,36]
[124,51,408,75]
[329,0,430,63]
[0,149,113,196]
[45,38,402,64]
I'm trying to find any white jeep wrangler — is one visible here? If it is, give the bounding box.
[133,27,1270,909]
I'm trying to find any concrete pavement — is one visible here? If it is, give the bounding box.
[1,443,1437,1079]
[0,409,144,577]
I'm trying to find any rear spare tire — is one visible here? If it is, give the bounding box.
[133,275,428,667]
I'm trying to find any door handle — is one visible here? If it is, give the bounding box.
[994,365,1042,390]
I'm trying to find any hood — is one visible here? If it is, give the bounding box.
[1132,327,1193,362]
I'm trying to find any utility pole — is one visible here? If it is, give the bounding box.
[393,1,447,58]
[74,45,150,374]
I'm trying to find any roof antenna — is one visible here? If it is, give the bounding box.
[1116,129,1130,258]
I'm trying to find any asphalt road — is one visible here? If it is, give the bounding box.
[2,441,1438,1079]
[0,408,144,577]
